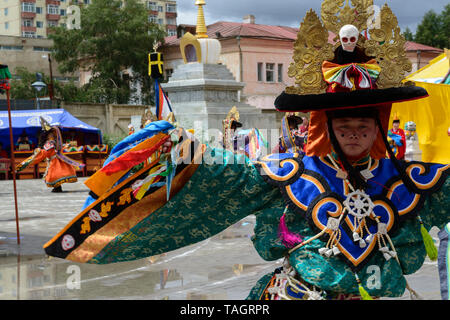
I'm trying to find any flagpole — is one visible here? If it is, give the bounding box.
[6,88,20,245]
[154,78,160,120]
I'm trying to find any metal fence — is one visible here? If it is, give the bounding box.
[0,99,59,111]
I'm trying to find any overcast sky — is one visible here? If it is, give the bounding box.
[177,0,449,33]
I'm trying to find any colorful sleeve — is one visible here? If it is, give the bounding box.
[16,148,47,172]
[43,143,280,265]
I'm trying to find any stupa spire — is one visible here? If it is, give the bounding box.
[195,0,208,38]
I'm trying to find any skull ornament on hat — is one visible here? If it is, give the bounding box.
[339,24,359,52]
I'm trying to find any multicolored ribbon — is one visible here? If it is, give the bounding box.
[322,60,381,90]
[56,153,85,170]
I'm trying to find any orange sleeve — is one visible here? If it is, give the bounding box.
[17,147,54,172]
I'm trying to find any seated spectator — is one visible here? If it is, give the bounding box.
[16,130,33,150]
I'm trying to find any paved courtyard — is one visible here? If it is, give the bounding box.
[0,177,444,300]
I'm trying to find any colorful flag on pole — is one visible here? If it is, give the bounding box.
[0,64,12,91]
[154,79,174,121]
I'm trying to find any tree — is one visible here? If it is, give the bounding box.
[414,8,449,49]
[402,27,414,42]
[10,67,84,102]
[10,67,47,100]
[441,4,450,49]
[49,0,166,104]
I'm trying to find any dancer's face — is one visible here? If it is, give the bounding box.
[331,117,378,158]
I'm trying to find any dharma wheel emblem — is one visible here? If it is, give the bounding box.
[343,190,375,219]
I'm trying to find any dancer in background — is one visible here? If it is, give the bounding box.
[16,118,84,192]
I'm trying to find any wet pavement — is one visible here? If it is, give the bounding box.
[0,178,443,300]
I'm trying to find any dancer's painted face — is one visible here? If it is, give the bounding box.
[331,117,378,158]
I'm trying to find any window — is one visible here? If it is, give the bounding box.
[47,5,59,15]
[22,31,36,38]
[166,4,176,12]
[148,15,157,23]
[266,63,275,82]
[60,9,66,16]
[278,64,283,82]
[33,46,51,52]
[257,63,263,82]
[21,2,35,13]
[36,7,43,14]
[83,0,90,4]
[0,45,23,51]
[36,21,43,28]
[22,19,33,27]
[157,5,163,12]
[4,8,8,15]
[157,18,163,25]
[47,20,58,27]
[166,18,176,25]
[147,1,157,10]
[167,29,176,36]
[4,22,8,30]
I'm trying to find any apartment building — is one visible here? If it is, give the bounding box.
[146,0,177,36]
[0,0,177,38]
[0,0,74,38]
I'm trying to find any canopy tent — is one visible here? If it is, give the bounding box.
[390,51,450,164]
[0,109,102,152]
[406,51,450,84]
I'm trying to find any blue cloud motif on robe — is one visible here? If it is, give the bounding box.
[254,153,449,271]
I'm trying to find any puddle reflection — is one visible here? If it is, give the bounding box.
[0,254,275,300]
[0,217,280,300]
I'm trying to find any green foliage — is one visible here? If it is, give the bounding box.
[413,5,450,49]
[10,67,49,100]
[9,67,86,102]
[402,27,414,42]
[102,133,127,152]
[441,4,450,48]
[49,0,166,104]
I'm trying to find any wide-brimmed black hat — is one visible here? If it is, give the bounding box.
[274,85,428,113]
